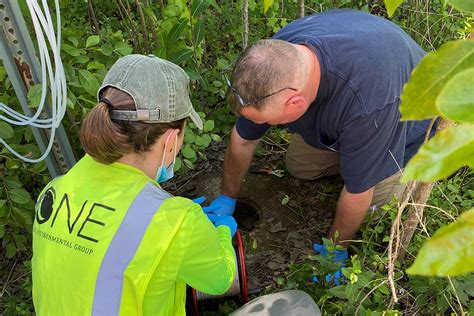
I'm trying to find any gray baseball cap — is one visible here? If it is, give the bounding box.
[98,54,203,129]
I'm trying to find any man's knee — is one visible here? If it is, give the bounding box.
[372,171,406,207]
[285,154,319,180]
[286,154,339,180]
[285,134,339,180]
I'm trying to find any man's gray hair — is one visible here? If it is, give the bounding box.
[227,39,306,112]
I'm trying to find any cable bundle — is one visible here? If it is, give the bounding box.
[0,0,66,163]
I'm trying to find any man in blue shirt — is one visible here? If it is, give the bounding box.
[204,9,433,283]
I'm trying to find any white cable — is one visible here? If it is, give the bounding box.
[0,0,67,163]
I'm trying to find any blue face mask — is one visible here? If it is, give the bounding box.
[156,162,174,183]
[155,133,177,183]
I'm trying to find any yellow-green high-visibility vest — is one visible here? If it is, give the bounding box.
[32,155,236,316]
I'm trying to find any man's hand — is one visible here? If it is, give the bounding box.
[202,194,236,216]
[313,242,348,286]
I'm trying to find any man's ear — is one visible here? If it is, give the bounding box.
[285,95,306,111]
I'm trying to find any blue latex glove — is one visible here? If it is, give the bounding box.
[313,243,348,286]
[202,194,236,216]
[192,196,206,205]
[207,214,238,237]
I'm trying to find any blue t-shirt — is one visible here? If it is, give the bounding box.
[236,9,433,193]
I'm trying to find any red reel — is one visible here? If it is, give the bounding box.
[190,230,248,315]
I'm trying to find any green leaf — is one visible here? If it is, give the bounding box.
[143,6,158,24]
[203,120,215,132]
[170,49,193,65]
[193,20,205,47]
[407,208,474,276]
[384,0,404,17]
[174,156,183,172]
[166,19,188,47]
[61,43,81,56]
[75,55,90,64]
[27,83,43,108]
[448,0,474,13]
[86,35,100,48]
[328,285,347,299]
[114,41,133,56]
[66,93,77,109]
[436,68,474,123]
[5,158,20,169]
[181,145,197,160]
[212,80,223,88]
[400,40,474,120]
[185,67,201,81]
[87,61,106,71]
[252,238,257,250]
[210,134,221,142]
[183,158,195,169]
[403,124,474,182]
[0,224,5,238]
[9,188,31,205]
[0,121,15,139]
[0,65,6,81]
[67,36,79,47]
[6,242,16,258]
[12,207,33,227]
[5,177,22,189]
[263,0,274,13]
[194,134,211,147]
[68,36,79,47]
[100,43,114,56]
[184,132,195,144]
[78,69,100,96]
[378,284,390,295]
[276,277,285,285]
[191,0,210,18]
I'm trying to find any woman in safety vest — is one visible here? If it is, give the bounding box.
[32,54,237,315]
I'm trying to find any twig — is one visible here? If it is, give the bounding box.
[87,0,100,34]
[298,0,304,18]
[282,213,298,224]
[143,0,160,49]
[448,276,465,315]
[355,279,389,315]
[242,0,249,49]
[269,243,285,249]
[423,117,437,143]
[0,255,19,297]
[116,0,141,52]
[387,181,417,303]
[443,292,459,316]
[135,0,149,52]
[175,168,208,192]
[283,204,306,222]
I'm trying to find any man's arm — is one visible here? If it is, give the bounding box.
[221,126,260,198]
[328,186,374,247]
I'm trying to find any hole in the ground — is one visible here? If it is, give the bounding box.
[234,198,260,232]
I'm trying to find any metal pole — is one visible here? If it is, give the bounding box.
[0,0,76,178]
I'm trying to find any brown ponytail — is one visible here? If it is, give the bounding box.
[80,87,185,164]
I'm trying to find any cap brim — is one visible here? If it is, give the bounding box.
[188,109,203,130]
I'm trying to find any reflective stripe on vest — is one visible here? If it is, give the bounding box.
[91,183,170,315]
